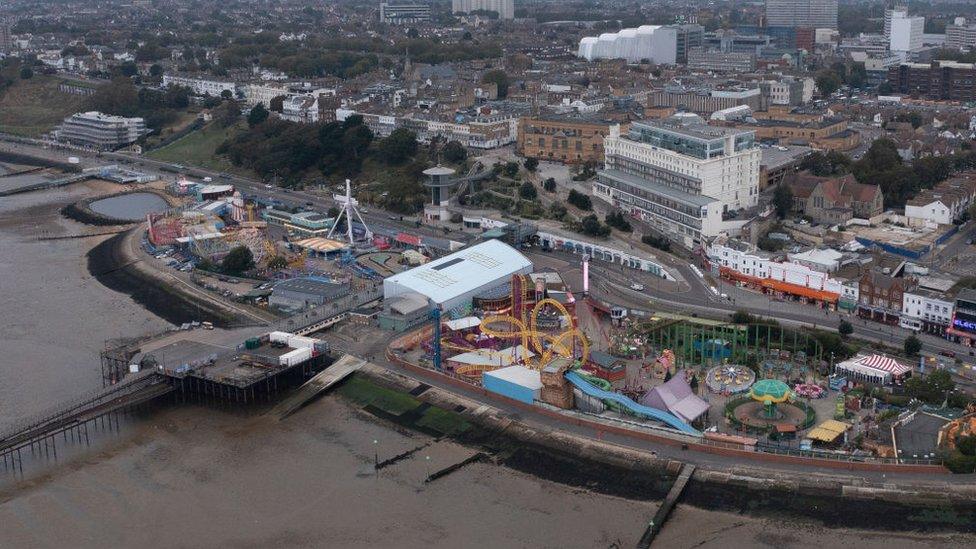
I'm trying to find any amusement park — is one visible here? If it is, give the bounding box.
[95,163,975,472]
[384,243,973,466]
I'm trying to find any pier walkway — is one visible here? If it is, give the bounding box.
[0,371,172,473]
[272,354,365,420]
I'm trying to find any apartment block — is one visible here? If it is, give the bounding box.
[594,114,760,247]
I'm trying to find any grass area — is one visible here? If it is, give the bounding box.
[336,375,421,415]
[147,122,252,176]
[416,407,471,435]
[0,76,92,136]
[143,109,203,149]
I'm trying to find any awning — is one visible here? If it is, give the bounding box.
[761,278,839,303]
[807,419,850,442]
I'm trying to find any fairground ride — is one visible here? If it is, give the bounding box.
[450,275,590,378]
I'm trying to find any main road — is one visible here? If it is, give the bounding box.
[4,135,973,370]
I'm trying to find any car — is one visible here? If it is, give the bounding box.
[228,278,239,284]
[265,184,273,189]
[630,283,645,291]
[940,350,956,358]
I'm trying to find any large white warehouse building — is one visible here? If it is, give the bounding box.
[577,25,678,64]
[382,239,533,312]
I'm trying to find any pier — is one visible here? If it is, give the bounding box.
[0,372,172,475]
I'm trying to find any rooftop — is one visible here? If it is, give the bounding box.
[384,239,532,305]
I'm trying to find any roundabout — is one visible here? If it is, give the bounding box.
[704,363,755,394]
[726,379,815,433]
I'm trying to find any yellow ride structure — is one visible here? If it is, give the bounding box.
[453,297,590,378]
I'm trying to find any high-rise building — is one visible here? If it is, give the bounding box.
[888,8,923,55]
[765,0,838,30]
[593,114,760,248]
[452,0,514,20]
[674,24,705,64]
[0,21,13,54]
[55,111,148,150]
[379,2,431,24]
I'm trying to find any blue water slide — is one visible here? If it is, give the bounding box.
[565,371,701,436]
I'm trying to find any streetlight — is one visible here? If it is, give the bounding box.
[425,455,431,482]
[373,439,379,470]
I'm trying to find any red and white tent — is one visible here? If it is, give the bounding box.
[835,354,912,385]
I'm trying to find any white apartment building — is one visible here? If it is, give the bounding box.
[55,111,148,150]
[242,83,288,107]
[593,114,759,247]
[901,290,954,334]
[452,0,514,19]
[162,75,236,97]
[888,9,924,55]
[335,109,518,149]
[947,18,976,51]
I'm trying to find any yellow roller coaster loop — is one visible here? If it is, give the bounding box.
[473,298,590,372]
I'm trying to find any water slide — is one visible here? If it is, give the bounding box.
[565,371,701,436]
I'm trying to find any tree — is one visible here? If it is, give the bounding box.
[579,214,611,237]
[442,140,467,163]
[379,128,419,164]
[407,27,420,39]
[519,181,537,200]
[503,161,519,178]
[524,157,539,172]
[773,184,793,219]
[605,210,632,232]
[119,61,138,77]
[222,246,254,275]
[19,66,32,79]
[567,189,592,210]
[212,99,240,128]
[149,64,163,77]
[267,255,288,269]
[247,103,269,127]
[904,334,922,357]
[815,69,842,97]
[481,69,510,98]
[269,95,285,113]
[220,89,233,100]
[543,177,556,192]
[838,319,853,337]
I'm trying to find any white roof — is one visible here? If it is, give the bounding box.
[483,365,542,390]
[447,345,535,367]
[384,239,532,305]
[444,316,481,331]
[789,248,843,265]
[199,184,234,194]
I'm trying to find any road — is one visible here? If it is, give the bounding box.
[5,134,974,370]
[523,248,976,367]
[0,135,468,247]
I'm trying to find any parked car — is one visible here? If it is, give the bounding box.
[940,350,956,358]
[630,283,645,291]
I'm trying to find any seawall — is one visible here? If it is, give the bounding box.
[351,361,976,532]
